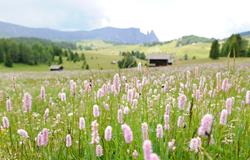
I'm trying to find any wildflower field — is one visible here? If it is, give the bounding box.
[0,61,250,160]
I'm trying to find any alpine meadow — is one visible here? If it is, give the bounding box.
[0,0,250,160]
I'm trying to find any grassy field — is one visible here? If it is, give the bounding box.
[0,40,211,71]
[0,54,147,71]
[78,40,210,59]
[0,59,250,159]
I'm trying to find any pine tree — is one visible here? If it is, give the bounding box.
[209,40,220,59]
[184,54,188,60]
[58,55,63,64]
[4,52,13,67]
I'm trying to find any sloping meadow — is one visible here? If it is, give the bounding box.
[0,62,250,159]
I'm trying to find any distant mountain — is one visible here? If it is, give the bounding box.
[0,21,159,44]
[176,35,214,47]
[239,31,250,37]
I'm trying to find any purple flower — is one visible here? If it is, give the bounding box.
[104,126,112,141]
[40,86,46,101]
[6,98,12,112]
[93,105,100,118]
[66,134,72,147]
[96,144,103,157]
[143,140,152,160]
[2,116,9,129]
[17,129,29,138]
[198,114,213,136]
[141,122,149,140]
[121,124,133,144]
[164,112,170,130]
[226,97,233,115]
[177,116,185,128]
[79,117,85,130]
[189,137,201,152]
[246,91,250,104]
[117,109,123,124]
[156,124,163,139]
[150,153,160,160]
[220,109,228,125]
[178,94,187,110]
[22,92,32,112]
[91,120,100,144]
[168,139,176,151]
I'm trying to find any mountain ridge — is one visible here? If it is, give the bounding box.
[0,21,159,44]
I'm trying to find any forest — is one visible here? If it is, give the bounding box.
[0,38,76,67]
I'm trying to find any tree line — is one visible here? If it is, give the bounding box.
[209,34,250,59]
[120,50,146,60]
[64,50,89,69]
[0,38,76,67]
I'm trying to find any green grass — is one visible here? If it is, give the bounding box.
[0,60,250,159]
[0,39,212,71]
[0,63,49,72]
[1,39,249,72]
[77,40,210,59]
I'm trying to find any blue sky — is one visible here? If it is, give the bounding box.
[0,0,250,41]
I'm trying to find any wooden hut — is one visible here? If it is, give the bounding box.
[50,65,64,71]
[147,54,173,67]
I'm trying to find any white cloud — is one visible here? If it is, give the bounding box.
[98,0,250,40]
[0,0,250,41]
[0,0,105,30]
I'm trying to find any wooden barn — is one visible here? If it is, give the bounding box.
[50,65,64,71]
[147,54,173,67]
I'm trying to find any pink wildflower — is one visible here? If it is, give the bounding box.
[132,150,139,159]
[60,92,66,102]
[44,108,49,121]
[121,124,133,144]
[117,109,123,124]
[96,144,103,157]
[216,72,221,90]
[2,116,9,129]
[164,112,170,130]
[178,94,187,110]
[226,97,233,115]
[104,126,112,141]
[177,116,185,128]
[156,124,163,139]
[40,86,46,101]
[141,122,149,140]
[79,117,85,130]
[93,104,100,117]
[143,140,152,160]
[6,98,12,112]
[22,92,32,112]
[220,109,228,125]
[198,114,213,136]
[42,128,49,146]
[221,78,229,92]
[245,91,250,104]
[37,132,43,146]
[113,73,121,95]
[69,80,77,96]
[17,129,29,138]
[189,137,201,153]
[150,153,160,160]
[168,139,176,151]
[91,120,100,144]
[66,134,72,147]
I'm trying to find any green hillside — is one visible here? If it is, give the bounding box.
[0,39,212,71]
[176,35,213,46]
[78,39,211,59]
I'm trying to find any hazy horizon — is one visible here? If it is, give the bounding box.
[0,0,250,41]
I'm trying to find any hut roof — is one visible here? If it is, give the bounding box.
[147,53,171,60]
[50,65,63,70]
